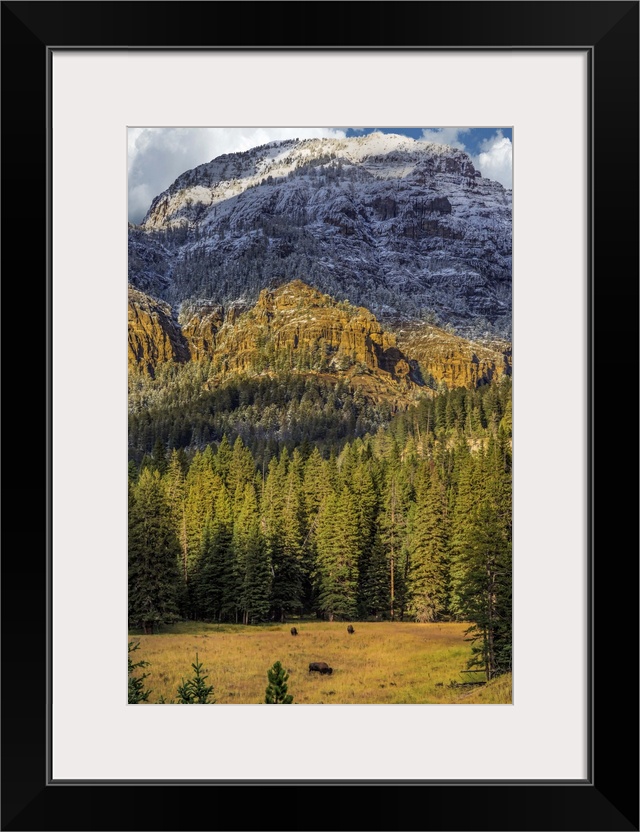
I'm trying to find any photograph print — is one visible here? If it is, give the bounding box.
[127,127,513,705]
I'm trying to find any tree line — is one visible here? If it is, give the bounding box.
[129,377,511,679]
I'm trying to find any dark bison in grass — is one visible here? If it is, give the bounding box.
[309,662,333,675]
[347,625,355,634]
[290,627,298,636]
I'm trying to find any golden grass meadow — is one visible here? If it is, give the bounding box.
[128,621,512,705]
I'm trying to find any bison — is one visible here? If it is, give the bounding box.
[290,627,298,636]
[347,625,355,635]
[308,661,333,675]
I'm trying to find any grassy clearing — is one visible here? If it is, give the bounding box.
[129,621,512,704]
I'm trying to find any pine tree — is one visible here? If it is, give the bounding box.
[287,450,313,611]
[379,473,408,621]
[128,641,151,703]
[315,487,359,620]
[449,441,479,619]
[183,451,220,590]
[151,437,168,475]
[485,432,512,539]
[349,458,379,616]
[279,464,305,612]
[406,464,450,622]
[164,449,188,588]
[264,451,303,620]
[129,468,182,633]
[197,485,237,621]
[337,442,359,489]
[449,436,512,679]
[128,459,139,487]
[228,435,256,504]
[359,532,390,618]
[499,394,512,437]
[176,654,216,703]
[301,447,331,612]
[453,500,511,679]
[282,463,305,563]
[235,484,271,624]
[192,519,213,619]
[214,434,233,486]
[303,447,331,520]
[264,660,294,704]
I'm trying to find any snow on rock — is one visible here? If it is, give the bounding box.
[130,133,512,338]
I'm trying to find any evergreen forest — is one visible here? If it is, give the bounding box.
[129,373,512,680]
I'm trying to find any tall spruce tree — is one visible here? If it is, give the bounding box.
[183,451,219,585]
[235,484,271,624]
[379,473,408,621]
[449,440,478,618]
[164,449,188,588]
[129,468,182,633]
[359,532,390,618]
[453,499,511,679]
[350,459,380,617]
[192,519,214,620]
[151,437,168,475]
[315,487,359,620]
[228,435,256,505]
[406,464,450,622]
[197,485,237,622]
[279,464,305,612]
[301,447,331,611]
[450,439,512,679]
[264,451,302,620]
[214,434,234,486]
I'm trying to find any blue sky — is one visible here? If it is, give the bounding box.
[128,127,512,224]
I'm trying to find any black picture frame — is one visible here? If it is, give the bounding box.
[2,2,638,830]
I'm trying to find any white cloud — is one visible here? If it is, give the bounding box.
[420,127,470,150]
[128,127,346,223]
[471,131,512,189]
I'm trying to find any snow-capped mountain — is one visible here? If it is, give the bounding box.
[128,133,512,338]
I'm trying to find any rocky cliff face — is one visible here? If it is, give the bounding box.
[180,302,225,361]
[128,286,189,376]
[128,280,422,405]
[396,325,511,388]
[129,133,512,339]
[199,280,416,385]
[129,280,511,400]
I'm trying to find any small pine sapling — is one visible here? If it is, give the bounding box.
[176,654,216,703]
[128,641,152,703]
[264,660,294,704]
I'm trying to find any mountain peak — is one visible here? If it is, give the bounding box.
[131,135,511,339]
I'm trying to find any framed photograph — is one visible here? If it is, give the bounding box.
[3,2,637,830]
[125,121,516,707]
